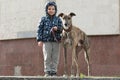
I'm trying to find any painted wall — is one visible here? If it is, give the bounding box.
[0,0,44,40]
[0,36,120,76]
[0,0,120,76]
[0,0,119,40]
[57,0,120,35]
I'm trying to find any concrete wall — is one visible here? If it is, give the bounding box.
[57,0,120,35]
[0,0,44,40]
[0,36,120,76]
[0,0,119,40]
[0,0,120,77]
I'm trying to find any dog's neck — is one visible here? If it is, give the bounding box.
[63,26,72,32]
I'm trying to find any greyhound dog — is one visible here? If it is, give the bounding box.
[58,12,90,77]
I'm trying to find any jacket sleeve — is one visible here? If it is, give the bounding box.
[36,17,45,42]
[57,17,63,32]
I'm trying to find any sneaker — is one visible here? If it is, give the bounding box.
[44,71,51,77]
[51,71,57,77]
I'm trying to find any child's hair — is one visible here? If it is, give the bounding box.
[45,1,57,15]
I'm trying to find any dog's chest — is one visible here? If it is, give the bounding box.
[62,32,73,46]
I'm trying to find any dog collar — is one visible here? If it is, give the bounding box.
[63,26,72,32]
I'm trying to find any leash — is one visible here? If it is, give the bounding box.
[50,27,59,42]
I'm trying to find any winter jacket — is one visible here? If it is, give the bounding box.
[36,16,63,42]
[36,1,63,42]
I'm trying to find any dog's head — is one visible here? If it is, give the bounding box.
[58,12,76,31]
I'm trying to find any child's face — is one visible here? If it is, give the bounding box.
[47,6,55,16]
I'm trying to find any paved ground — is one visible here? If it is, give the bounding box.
[0,76,120,80]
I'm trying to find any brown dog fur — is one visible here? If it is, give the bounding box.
[58,12,90,77]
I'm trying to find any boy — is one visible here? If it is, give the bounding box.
[36,1,63,77]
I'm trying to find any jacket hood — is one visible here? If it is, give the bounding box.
[45,1,57,16]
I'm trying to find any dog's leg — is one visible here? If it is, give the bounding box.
[84,48,90,76]
[71,46,76,77]
[74,46,83,77]
[74,51,79,77]
[63,45,68,77]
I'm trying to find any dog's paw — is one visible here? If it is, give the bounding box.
[63,74,68,77]
[76,74,80,78]
[70,75,75,77]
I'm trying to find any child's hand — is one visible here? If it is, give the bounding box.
[38,41,43,47]
[53,26,58,31]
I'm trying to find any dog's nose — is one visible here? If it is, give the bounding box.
[64,23,67,26]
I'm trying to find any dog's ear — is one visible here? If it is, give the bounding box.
[69,12,76,17]
[58,13,64,17]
